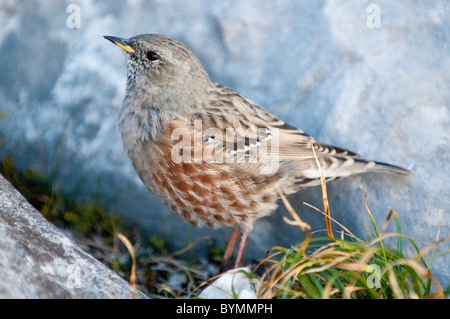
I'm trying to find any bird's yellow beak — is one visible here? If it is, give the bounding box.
[104,36,135,54]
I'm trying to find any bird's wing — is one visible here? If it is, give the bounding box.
[163,83,378,192]
[164,83,408,191]
[203,83,363,163]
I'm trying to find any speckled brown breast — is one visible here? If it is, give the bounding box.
[142,121,280,234]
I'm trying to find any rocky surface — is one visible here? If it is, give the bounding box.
[0,173,147,298]
[0,1,448,286]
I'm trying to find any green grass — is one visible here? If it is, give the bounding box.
[254,187,449,299]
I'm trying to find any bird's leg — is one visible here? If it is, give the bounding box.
[219,229,239,272]
[234,233,248,269]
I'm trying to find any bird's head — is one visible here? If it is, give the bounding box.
[105,34,210,112]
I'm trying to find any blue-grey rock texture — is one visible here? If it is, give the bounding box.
[0,174,147,298]
[0,1,448,286]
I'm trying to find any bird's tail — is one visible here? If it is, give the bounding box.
[293,157,411,188]
[367,160,412,176]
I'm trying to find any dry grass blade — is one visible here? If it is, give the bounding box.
[117,233,137,299]
[415,234,450,262]
[302,202,355,238]
[379,209,399,237]
[311,144,334,239]
[167,236,209,259]
[276,184,311,247]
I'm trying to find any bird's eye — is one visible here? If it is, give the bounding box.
[146,51,160,61]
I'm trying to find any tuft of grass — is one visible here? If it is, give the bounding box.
[254,155,449,299]
[255,210,449,299]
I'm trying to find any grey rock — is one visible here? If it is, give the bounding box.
[0,1,448,287]
[0,174,147,298]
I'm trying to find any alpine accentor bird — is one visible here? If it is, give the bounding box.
[105,34,411,269]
